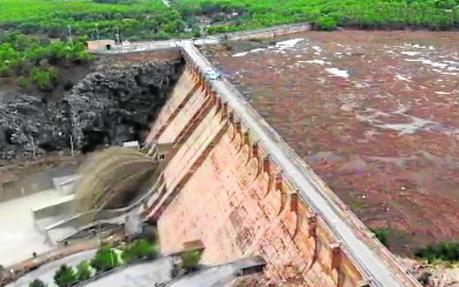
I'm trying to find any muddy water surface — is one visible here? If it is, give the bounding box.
[204,31,459,254]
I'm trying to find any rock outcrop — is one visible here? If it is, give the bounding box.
[0,60,182,163]
[403,258,459,287]
[67,62,181,152]
[0,94,69,161]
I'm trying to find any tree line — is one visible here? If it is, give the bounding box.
[177,0,459,32]
[0,33,92,90]
[1,0,458,92]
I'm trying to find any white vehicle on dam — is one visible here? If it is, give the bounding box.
[205,69,222,80]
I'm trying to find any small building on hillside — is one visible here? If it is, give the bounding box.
[122,141,140,149]
[86,39,116,51]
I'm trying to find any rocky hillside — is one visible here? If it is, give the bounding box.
[403,259,459,287]
[0,58,182,164]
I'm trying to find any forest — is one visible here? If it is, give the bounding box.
[177,0,459,32]
[0,33,92,90]
[0,0,182,40]
[0,0,458,90]
[0,0,182,90]
[1,0,458,40]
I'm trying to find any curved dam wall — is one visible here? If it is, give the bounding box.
[144,45,420,287]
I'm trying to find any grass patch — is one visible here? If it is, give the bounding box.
[349,200,366,211]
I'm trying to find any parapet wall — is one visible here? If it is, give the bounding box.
[144,44,421,287]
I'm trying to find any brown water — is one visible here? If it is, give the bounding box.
[204,31,459,254]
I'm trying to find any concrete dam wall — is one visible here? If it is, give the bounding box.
[144,44,421,287]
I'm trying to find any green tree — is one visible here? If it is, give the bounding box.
[0,65,11,77]
[53,265,77,287]
[28,279,47,287]
[315,15,338,31]
[181,250,201,272]
[122,239,159,263]
[436,0,457,9]
[76,260,92,281]
[30,67,56,90]
[91,245,121,272]
[18,76,32,89]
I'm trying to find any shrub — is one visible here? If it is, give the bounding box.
[76,260,92,281]
[192,30,201,38]
[181,250,201,272]
[91,245,121,272]
[415,241,459,263]
[435,0,458,9]
[30,67,56,90]
[29,279,47,287]
[122,239,159,263]
[18,76,32,89]
[315,16,338,31]
[0,65,11,77]
[371,228,390,247]
[75,50,93,62]
[53,265,77,287]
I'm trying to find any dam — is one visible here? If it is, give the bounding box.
[139,41,421,286]
[1,30,434,286]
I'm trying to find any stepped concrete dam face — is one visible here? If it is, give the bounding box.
[143,43,421,287]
